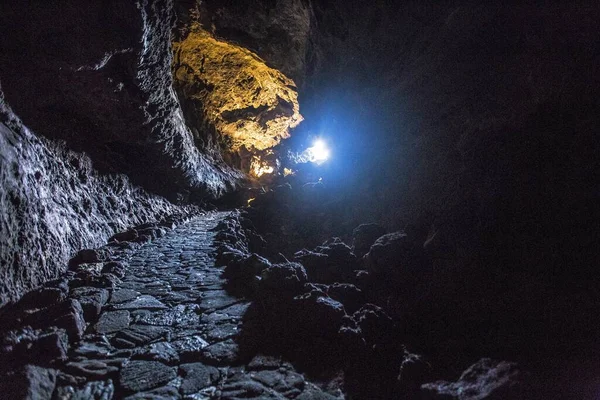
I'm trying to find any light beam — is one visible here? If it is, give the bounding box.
[307,139,330,164]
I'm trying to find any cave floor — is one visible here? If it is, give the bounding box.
[10,212,340,399]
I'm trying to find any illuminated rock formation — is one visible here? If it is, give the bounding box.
[173,29,303,156]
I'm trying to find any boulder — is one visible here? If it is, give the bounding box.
[292,290,346,338]
[18,282,68,309]
[259,262,308,296]
[216,244,247,267]
[224,253,271,282]
[51,299,87,341]
[421,358,526,400]
[364,232,426,284]
[327,283,365,314]
[0,327,68,367]
[352,223,387,258]
[351,304,394,347]
[22,299,86,342]
[295,238,358,284]
[109,229,138,243]
[68,249,108,270]
[70,286,109,322]
[397,350,432,391]
[102,261,127,279]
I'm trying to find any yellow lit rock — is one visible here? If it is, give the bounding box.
[173,29,303,153]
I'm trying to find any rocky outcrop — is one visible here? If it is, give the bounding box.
[421,359,528,400]
[172,28,303,157]
[214,212,421,398]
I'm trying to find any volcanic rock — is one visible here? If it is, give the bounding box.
[421,358,526,400]
[260,262,308,296]
[95,310,131,334]
[0,365,57,400]
[295,238,358,284]
[364,232,426,284]
[179,362,220,394]
[327,283,365,314]
[119,361,176,393]
[352,223,387,258]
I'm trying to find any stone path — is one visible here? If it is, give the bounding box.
[50,211,339,399]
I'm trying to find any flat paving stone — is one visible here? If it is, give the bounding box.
[73,341,115,359]
[110,289,140,304]
[113,295,167,310]
[135,304,201,327]
[171,335,210,361]
[205,323,240,342]
[119,360,176,392]
[220,302,251,318]
[179,362,220,394]
[198,291,242,311]
[201,339,240,366]
[64,359,121,378]
[134,342,180,364]
[114,325,170,346]
[95,310,131,334]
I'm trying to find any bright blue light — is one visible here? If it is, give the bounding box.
[307,139,330,164]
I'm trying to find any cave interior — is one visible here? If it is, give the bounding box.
[0,1,599,399]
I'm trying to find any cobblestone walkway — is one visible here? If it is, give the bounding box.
[50,211,338,399]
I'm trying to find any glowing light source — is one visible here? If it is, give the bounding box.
[306,139,330,164]
[250,156,275,177]
[283,168,295,177]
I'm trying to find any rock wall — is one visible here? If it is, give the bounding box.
[0,95,190,307]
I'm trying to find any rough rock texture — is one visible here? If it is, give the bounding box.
[173,29,303,154]
[119,360,176,393]
[421,359,527,400]
[364,232,426,283]
[214,212,419,399]
[260,262,308,296]
[0,365,57,400]
[0,0,240,200]
[352,223,386,258]
[0,98,190,307]
[295,238,359,284]
[175,0,312,85]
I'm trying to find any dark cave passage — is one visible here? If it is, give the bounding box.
[1,1,600,399]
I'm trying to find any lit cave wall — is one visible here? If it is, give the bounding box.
[172,27,303,176]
